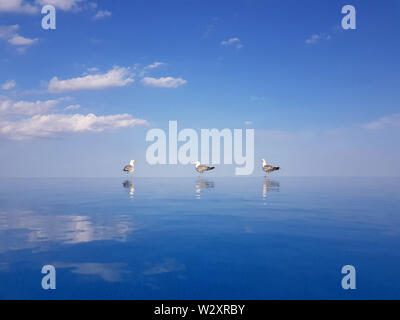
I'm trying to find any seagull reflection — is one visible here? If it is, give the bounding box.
[122,179,135,198]
[195,178,215,199]
[262,179,280,201]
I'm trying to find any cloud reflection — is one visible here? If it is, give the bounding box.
[0,210,137,253]
[54,262,129,282]
[143,258,186,275]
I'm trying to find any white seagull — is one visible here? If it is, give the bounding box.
[262,158,280,176]
[123,160,136,175]
[192,161,215,174]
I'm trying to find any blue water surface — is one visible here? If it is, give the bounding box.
[0,177,399,299]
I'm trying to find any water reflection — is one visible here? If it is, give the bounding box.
[195,178,215,199]
[143,258,186,275]
[54,262,129,282]
[122,179,135,198]
[0,210,137,253]
[262,179,280,202]
[1,178,400,299]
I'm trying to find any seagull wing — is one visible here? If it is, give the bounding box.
[196,165,215,172]
[263,165,279,172]
[123,165,133,172]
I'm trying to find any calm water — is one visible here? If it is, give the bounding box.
[0,177,399,299]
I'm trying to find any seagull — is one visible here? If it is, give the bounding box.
[123,160,136,175]
[192,161,215,175]
[262,159,280,176]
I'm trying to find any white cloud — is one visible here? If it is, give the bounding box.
[141,76,186,88]
[362,114,400,130]
[88,2,97,9]
[146,62,164,70]
[305,33,332,45]
[93,9,111,20]
[0,25,19,39]
[137,62,165,77]
[0,0,38,14]
[0,98,60,116]
[64,104,80,110]
[221,37,243,49]
[0,24,38,49]
[1,80,16,90]
[0,0,92,14]
[305,34,321,44]
[8,35,38,46]
[86,67,99,73]
[48,66,134,92]
[244,121,253,126]
[35,0,84,11]
[0,113,148,140]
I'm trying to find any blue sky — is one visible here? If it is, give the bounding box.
[0,0,399,177]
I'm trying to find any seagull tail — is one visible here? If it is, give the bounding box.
[209,167,215,170]
[274,167,280,171]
